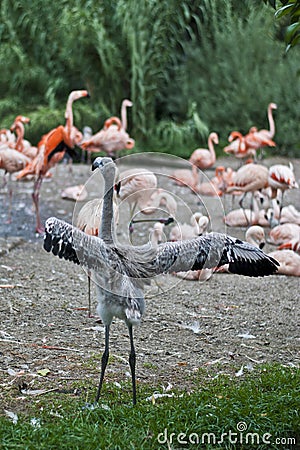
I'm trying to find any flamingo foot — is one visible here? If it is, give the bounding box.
[35,225,45,234]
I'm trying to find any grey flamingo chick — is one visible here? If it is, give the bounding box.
[43,157,279,405]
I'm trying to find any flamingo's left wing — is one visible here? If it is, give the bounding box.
[154,232,279,277]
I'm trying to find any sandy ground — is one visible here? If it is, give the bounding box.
[0,153,299,408]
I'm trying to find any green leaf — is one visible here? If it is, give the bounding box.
[275,3,295,19]
[284,21,300,43]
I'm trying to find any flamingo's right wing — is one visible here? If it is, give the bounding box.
[154,232,279,277]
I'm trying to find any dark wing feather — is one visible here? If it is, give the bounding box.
[155,232,279,277]
[44,217,106,270]
[44,221,279,279]
[43,217,157,280]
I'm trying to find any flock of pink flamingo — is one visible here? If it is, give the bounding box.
[0,95,299,276]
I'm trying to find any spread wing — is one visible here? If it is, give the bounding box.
[154,233,279,277]
[44,217,109,271]
[44,218,279,279]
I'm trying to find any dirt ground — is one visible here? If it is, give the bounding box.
[0,153,299,408]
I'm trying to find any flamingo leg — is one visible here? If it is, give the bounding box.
[5,175,13,224]
[128,324,137,405]
[87,273,91,318]
[238,192,247,210]
[95,324,110,403]
[278,190,285,220]
[32,175,44,233]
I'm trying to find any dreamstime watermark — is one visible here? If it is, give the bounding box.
[157,422,297,446]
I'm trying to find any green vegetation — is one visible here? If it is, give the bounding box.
[265,0,300,51]
[0,0,299,157]
[1,364,299,449]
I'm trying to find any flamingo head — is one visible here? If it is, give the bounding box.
[228,131,243,142]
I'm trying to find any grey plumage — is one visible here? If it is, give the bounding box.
[43,157,279,404]
[44,217,279,279]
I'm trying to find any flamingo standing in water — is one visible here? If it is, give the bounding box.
[16,89,89,233]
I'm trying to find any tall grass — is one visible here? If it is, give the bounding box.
[0,0,299,156]
[171,0,300,153]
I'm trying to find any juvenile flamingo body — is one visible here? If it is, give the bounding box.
[44,158,278,404]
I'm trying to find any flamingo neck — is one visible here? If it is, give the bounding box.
[15,123,25,151]
[208,136,216,162]
[121,104,127,130]
[268,105,275,137]
[100,171,116,243]
[65,98,74,138]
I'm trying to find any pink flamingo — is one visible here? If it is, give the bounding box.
[245,225,266,249]
[267,249,300,276]
[81,99,134,159]
[10,115,38,159]
[249,102,277,141]
[224,131,254,159]
[0,129,16,147]
[268,223,300,245]
[223,191,263,227]
[278,239,300,254]
[196,166,231,197]
[120,99,133,131]
[170,167,199,190]
[224,130,275,160]
[117,167,176,232]
[268,164,299,213]
[118,167,158,217]
[169,212,209,241]
[189,132,219,181]
[169,212,212,281]
[16,89,89,233]
[0,148,31,222]
[225,163,269,209]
